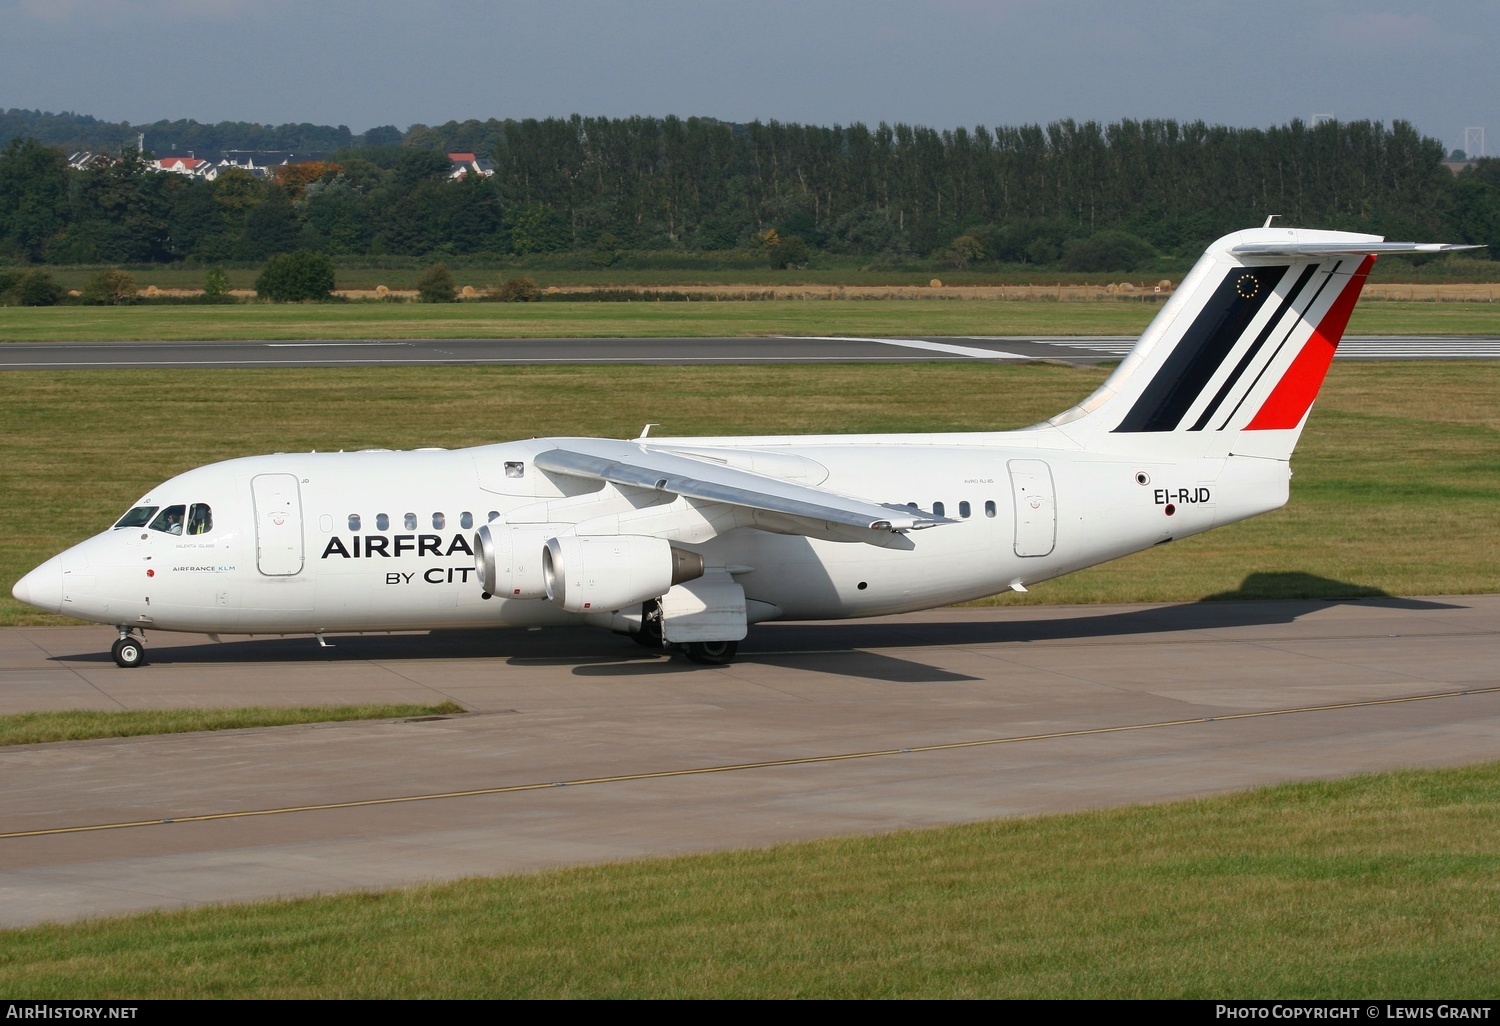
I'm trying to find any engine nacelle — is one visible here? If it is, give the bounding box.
[542,534,703,613]
[473,523,553,599]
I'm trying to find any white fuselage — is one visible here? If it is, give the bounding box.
[23,427,1290,637]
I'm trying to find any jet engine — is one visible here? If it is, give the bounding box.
[473,523,555,598]
[542,534,703,613]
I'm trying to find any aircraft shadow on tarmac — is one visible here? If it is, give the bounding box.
[53,573,1464,684]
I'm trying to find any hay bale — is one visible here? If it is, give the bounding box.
[461,285,476,297]
[375,285,389,296]
[929,278,942,288]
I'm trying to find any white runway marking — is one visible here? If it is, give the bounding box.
[793,335,1028,359]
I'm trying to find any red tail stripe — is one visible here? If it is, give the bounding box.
[1245,255,1375,431]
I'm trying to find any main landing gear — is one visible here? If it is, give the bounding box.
[629,600,741,665]
[682,640,739,665]
[111,629,146,668]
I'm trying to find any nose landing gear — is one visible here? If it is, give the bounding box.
[111,630,146,668]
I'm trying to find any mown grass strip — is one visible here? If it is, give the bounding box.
[0,702,465,747]
[1,762,1496,998]
[0,296,1494,342]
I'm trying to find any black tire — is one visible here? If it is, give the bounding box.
[683,640,738,665]
[111,637,145,668]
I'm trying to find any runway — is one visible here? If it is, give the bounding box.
[3,334,1500,369]
[2,595,1496,927]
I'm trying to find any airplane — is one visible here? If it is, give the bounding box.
[11,226,1477,668]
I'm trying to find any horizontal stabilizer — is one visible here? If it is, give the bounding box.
[1231,241,1483,259]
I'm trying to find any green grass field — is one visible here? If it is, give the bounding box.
[3,762,1495,998]
[0,296,1497,342]
[26,250,1500,292]
[3,361,1496,625]
[0,703,465,746]
[23,259,1186,292]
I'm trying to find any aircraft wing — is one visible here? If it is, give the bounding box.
[532,440,953,534]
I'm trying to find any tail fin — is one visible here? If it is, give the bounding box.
[1049,227,1476,460]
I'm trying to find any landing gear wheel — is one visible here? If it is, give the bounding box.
[111,636,146,668]
[683,640,738,665]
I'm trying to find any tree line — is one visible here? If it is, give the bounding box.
[2,114,1498,271]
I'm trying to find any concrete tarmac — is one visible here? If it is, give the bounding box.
[1,595,1497,927]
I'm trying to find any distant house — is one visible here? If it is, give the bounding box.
[214,151,334,180]
[213,153,275,179]
[447,152,496,179]
[154,155,216,179]
[66,152,116,172]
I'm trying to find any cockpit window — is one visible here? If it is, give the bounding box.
[149,504,187,535]
[187,503,213,535]
[115,506,158,529]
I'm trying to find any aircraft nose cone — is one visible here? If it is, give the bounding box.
[12,556,64,614]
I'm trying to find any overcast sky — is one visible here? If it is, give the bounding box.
[3,0,1496,155]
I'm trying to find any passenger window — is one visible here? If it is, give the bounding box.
[985,500,997,518]
[376,513,389,531]
[348,514,361,532]
[115,506,158,529]
[187,503,213,535]
[488,511,500,522]
[150,505,187,535]
[404,512,417,530]
[959,501,971,519]
[505,461,525,479]
[933,501,945,517]
[460,511,473,529]
[432,512,446,530]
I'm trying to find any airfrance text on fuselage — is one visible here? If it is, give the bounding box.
[320,533,474,559]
